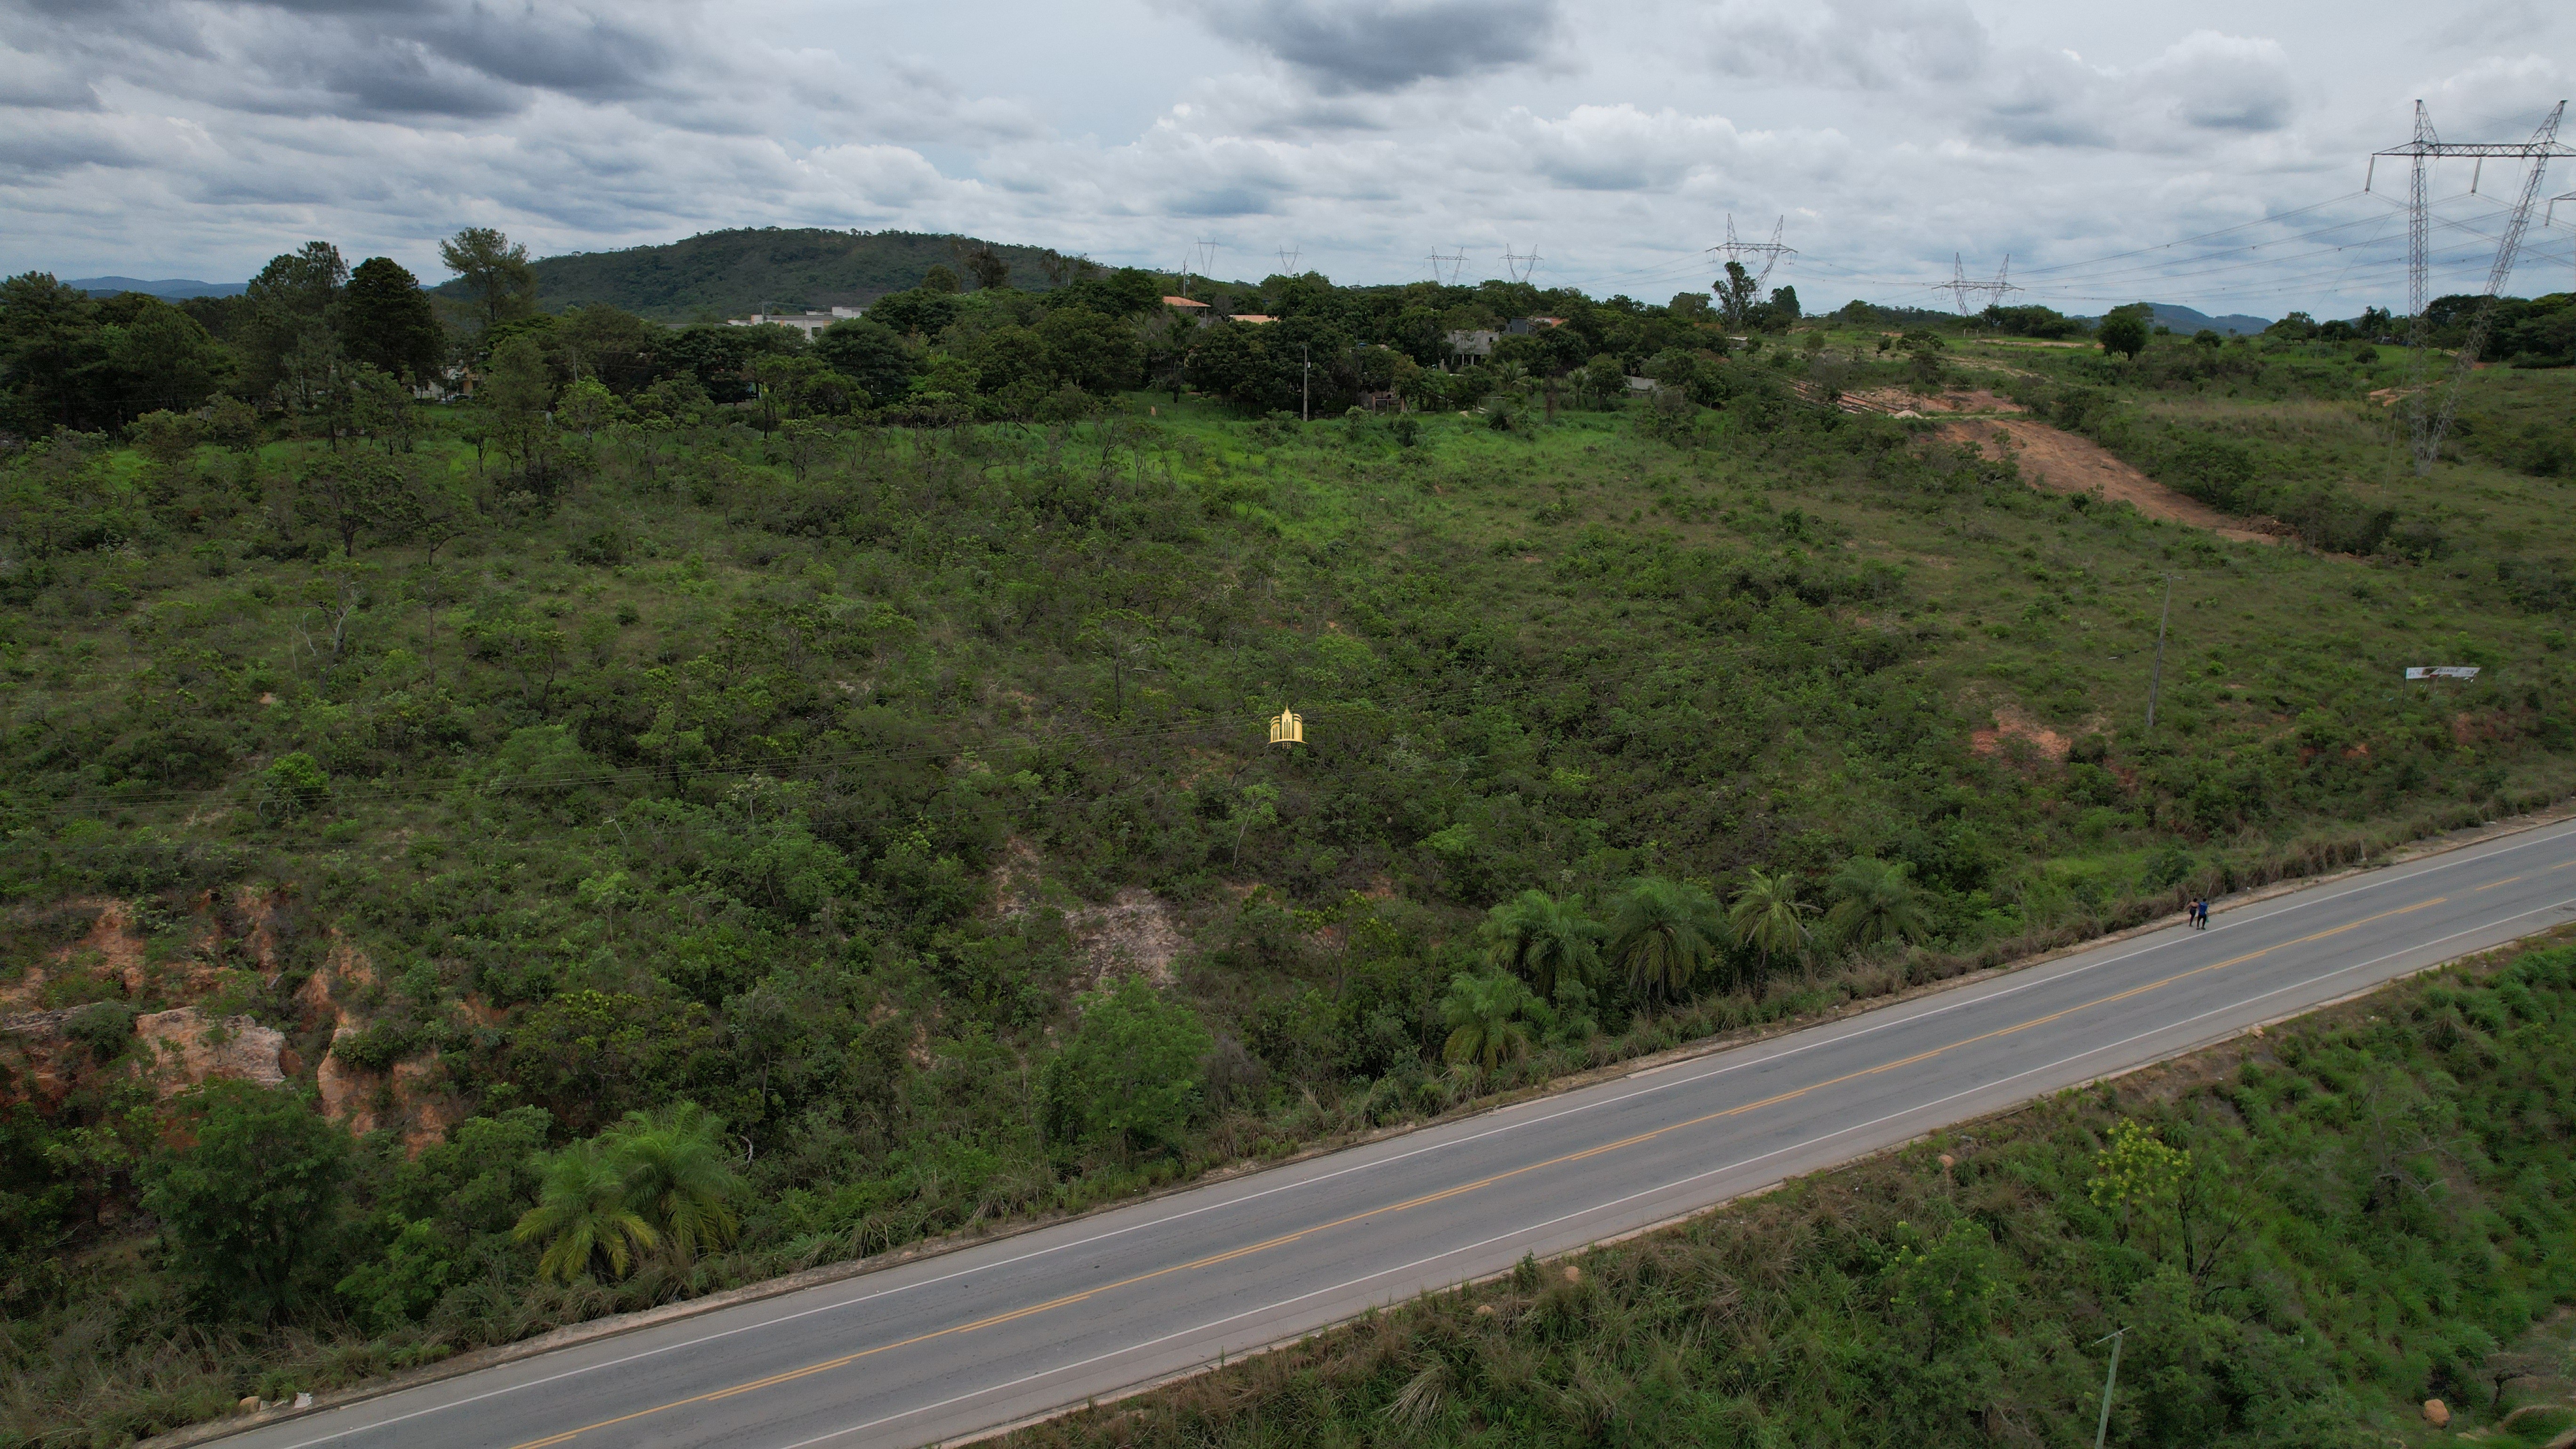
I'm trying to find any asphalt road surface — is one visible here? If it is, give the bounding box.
[218,819,2576,1449]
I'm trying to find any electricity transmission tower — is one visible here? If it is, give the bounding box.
[1426,248,1467,285]
[2549,190,2576,290]
[1707,214,1795,292]
[2369,99,2570,474]
[1932,253,2021,315]
[1500,246,1542,284]
[1276,244,1301,274]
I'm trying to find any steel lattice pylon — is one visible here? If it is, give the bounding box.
[2370,100,2571,475]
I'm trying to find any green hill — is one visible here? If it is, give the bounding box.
[8,255,2576,1443]
[446,227,1078,321]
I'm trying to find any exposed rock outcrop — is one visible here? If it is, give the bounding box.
[133,1008,287,1095]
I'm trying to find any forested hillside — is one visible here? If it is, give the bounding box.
[442,229,1081,321]
[2,235,2573,1444]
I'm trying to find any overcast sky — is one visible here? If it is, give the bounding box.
[4,0,2570,317]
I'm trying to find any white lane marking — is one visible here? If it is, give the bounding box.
[770,891,2576,1449]
[251,828,2576,1449]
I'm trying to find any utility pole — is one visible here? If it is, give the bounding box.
[2369,100,2570,475]
[1300,344,1311,422]
[2093,1329,2126,1449]
[2146,576,2174,731]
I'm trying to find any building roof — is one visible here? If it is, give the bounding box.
[1162,295,1209,309]
[1230,314,1279,324]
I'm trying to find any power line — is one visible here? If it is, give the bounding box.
[1707,214,1795,294]
[2371,98,2572,473]
[1929,254,2021,315]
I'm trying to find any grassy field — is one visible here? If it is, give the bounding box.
[4,328,2574,1442]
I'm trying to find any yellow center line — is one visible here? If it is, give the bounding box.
[505,893,2448,1449]
[2475,875,2526,892]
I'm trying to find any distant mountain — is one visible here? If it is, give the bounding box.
[2062,303,2269,336]
[72,276,247,299]
[2142,303,2271,336]
[451,229,1082,322]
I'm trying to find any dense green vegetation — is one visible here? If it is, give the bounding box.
[1009,934,2576,1449]
[2,233,2574,1445]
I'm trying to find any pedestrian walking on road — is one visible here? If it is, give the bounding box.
[2191,897,2209,930]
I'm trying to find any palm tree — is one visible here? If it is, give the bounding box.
[605,1102,744,1264]
[1825,857,1929,950]
[1729,869,1814,977]
[1478,889,1606,1002]
[1441,971,1542,1073]
[515,1139,658,1284]
[1608,877,1727,1003]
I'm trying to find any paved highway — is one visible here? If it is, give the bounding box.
[219,819,2576,1449]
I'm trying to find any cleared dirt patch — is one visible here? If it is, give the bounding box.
[1066,889,1185,987]
[1847,386,2024,417]
[1932,418,2281,545]
[1969,707,2074,761]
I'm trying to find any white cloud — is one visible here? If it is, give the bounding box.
[1171,0,1562,94]
[0,0,2568,324]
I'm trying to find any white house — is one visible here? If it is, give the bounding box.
[729,306,865,339]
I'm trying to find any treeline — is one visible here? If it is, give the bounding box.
[1,228,1822,440]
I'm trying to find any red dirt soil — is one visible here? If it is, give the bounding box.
[1932,418,2282,545]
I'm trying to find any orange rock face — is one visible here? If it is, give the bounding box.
[132,1008,287,1095]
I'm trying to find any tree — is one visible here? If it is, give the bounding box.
[511,990,719,1132]
[1440,970,1547,1073]
[514,1138,657,1283]
[340,257,445,385]
[1824,857,1928,950]
[2098,309,2150,360]
[479,333,556,476]
[1479,890,1604,1002]
[346,363,420,452]
[295,450,406,555]
[600,1102,742,1264]
[556,376,622,441]
[1576,353,1628,409]
[243,242,346,406]
[1608,877,1728,1002]
[547,304,664,394]
[260,750,332,819]
[961,244,1012,291]
[141,1082,352,1321]
[1729,869,1813,976]
[1714,261,1761,330]
[1038,975,1212,1154]
[1038,306,1143,394]
[1076,608,1165,717]
[814,318,916,406]
[440,226,538,332]
[103,298,235,418]
[0,272,101,431]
